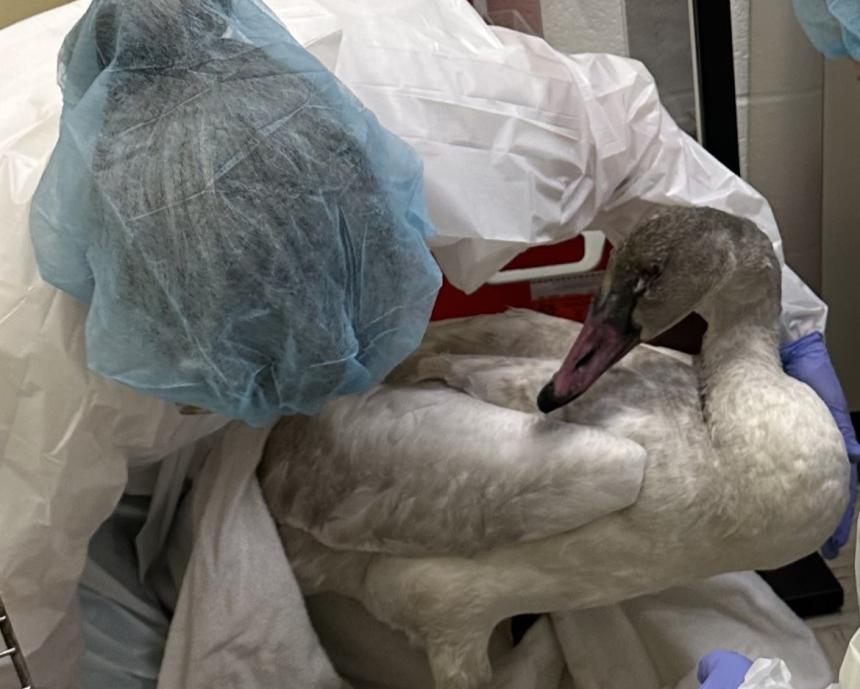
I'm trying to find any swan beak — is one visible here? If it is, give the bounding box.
[537,312,640,413]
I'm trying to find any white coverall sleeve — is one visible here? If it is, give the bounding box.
[294,0,827,342]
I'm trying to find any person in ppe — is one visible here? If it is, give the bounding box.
[0,1,853,688]
[104,3,860,689]
[3,0,444,685]
[696,6,860,687]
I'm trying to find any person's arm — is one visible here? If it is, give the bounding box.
[318,6,826,343]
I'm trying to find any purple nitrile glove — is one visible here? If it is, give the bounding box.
[697,650,753,689]
[780,331,860,559]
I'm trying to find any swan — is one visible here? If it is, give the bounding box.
[258,206,848,689]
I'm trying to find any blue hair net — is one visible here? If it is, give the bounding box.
[30,0,441,426]
[793,0,860,60]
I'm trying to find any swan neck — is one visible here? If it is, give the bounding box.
[697,296,782,393]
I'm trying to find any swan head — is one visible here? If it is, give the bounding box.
[537,205,778,413]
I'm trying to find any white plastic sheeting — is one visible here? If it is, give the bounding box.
[0,0,834,687]
[307,574,839,689]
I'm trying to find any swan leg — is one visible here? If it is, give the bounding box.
[356,555,517,689]
[279,525,495,689]
[425,634,493,689]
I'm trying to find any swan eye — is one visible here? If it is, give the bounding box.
[641,264,662,279]
[634,264,662,296]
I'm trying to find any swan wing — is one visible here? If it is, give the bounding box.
[259,382,646,556]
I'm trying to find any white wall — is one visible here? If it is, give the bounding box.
[732,0,825,293]
[734,2,860,406]
[822,61,860,408]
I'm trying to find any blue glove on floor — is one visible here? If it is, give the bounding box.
[781,331,860,559]
[697,650,753,689]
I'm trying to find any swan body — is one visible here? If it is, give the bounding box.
[259,207,848,689]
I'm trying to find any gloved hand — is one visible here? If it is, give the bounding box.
[781,331,860,559]
[697,650,753,689]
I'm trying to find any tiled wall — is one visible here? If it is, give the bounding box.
[735,0,825,292]
[732,2,860,405]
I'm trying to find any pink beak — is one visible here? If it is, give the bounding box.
[537,306,640,413]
